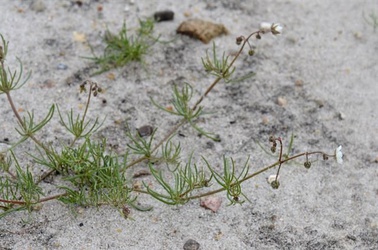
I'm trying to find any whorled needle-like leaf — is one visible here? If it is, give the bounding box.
[126,128,156,158]
[15,104,55,137]
[203,156,250,204]
[57,106,102,140]
[201,42,235,81]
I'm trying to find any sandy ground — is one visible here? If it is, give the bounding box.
[1,0,378,249]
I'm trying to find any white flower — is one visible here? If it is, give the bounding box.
[267,174,279,184]
[259,22,283,35]
[271,23,283,35]
[335,145,343,164]
[259,22,272,33]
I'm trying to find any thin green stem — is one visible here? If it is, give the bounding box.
[191,30,261,112]
[0,192,68,206]
[186,150,329,200]
[124,119,186,170]
[275,137,284,180]
[5,92,51,153]
[70,82,93,146]
[127,30,263,171]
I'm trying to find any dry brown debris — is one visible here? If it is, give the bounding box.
[177,19,228,44]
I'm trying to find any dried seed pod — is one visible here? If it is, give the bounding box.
[271,180,280,189]
[236,36,243,45]
[177,19,228,44]
[0,46,4,61]
[132,170,151,178]
[122,205,131,219]
[304,161,311,169]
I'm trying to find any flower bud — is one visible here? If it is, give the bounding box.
[248,49,255,56]
[236,36,243,45]
[259,22,272,33]
[79,84,86,93]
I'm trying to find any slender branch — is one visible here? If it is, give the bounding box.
[191,30,261,112]
[5,91,52,154]
[0,192,68,206]
[187,150,329,200]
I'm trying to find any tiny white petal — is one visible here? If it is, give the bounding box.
[260,22,272,33]
[267,174,279,184]
[335,145,343,164]
[271,23,283,35]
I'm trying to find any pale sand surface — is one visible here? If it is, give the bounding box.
[0,1,377,249]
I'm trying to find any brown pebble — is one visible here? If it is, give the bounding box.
[42,79,55,89]
[277,97,287,107]
[107,72,116,80]
[177,19,228,44]
[137,125,154,137]
[295,79,304,87]
[183,11,192,17]
[262,116,269,125]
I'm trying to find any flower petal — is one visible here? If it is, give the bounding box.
[335,145,343,164]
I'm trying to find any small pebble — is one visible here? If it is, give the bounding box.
[374,157,378,163]
[262,115,269,125]
[107,72,116,80]
[346,234,357,241]
[295,79,304,87]
[74,1,83,7]
[354,32,363,40]
[30,0,46,12]
[183,11,192,17]
[137,125,154,137]
[338,112,346,120]
[277,96,287,107]
[57,63,68,70]
[200,196,222,212]
[205,141,214,149]
[43,79,55,88]
[154,10,174,22]
[183,239,200,250]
